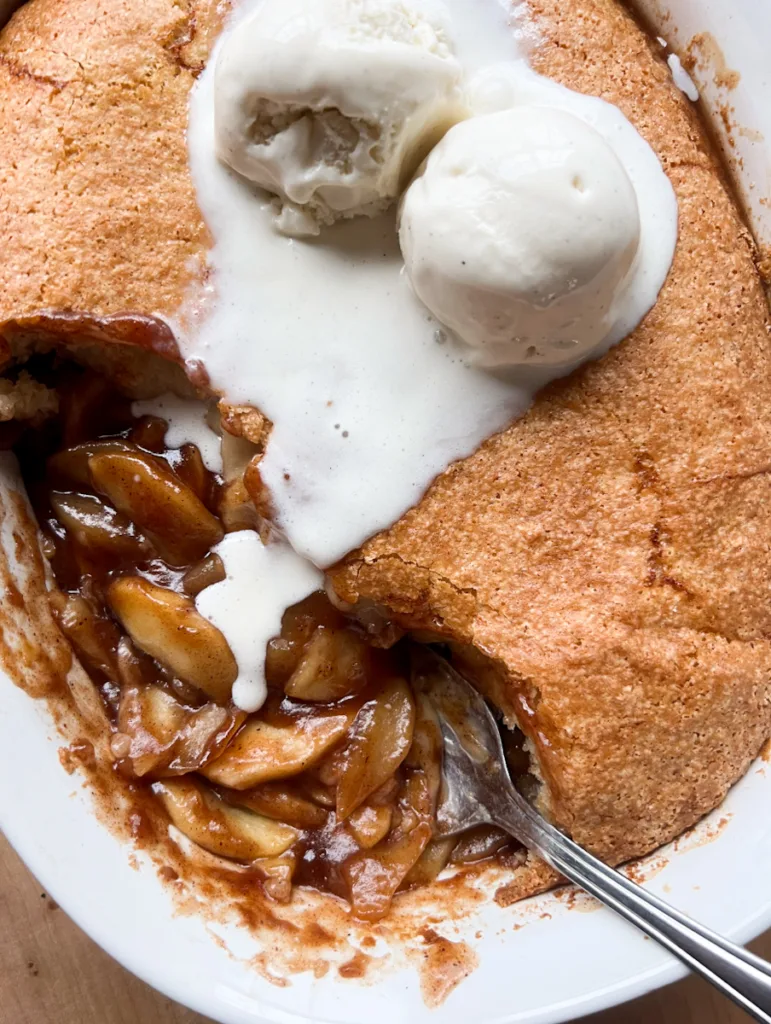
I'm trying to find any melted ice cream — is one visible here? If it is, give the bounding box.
[177,0,678,708]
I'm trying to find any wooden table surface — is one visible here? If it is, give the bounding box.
[0,830,762,1024]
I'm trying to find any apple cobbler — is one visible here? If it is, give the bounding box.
[15,366,529,920]
[3,0,771,954]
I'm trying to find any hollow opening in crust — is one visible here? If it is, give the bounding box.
[8,351,541,921]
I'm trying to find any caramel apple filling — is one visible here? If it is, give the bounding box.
[15,368,527,920]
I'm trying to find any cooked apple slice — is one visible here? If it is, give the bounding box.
[47,439,135,488]
[264,592,346,687]
[171,703,246,775]
[367,776,400,806]
[336,677,415,819]
[116,683,183,777]
[343,758,439,918]
[129,415,168,452]
[50,590,121,679]
[89,447,223,564]
[404,691,443,806]
[401,837,455,889]
[253,852,297,903]
[298,777,336,809]
[51,491,149,559]
[107,577,237,703]
[115,635,167,690]
[116,676,244,779]
[347,803,393,850]
[391,765,435,836]
[343,821,432,921]
[182,553,226,597]
[169,443,211,504]
[154,778,297,861]
[307,742,346,788]
[284,627,370,702]
[264,636,300,686]
[202,710,355,790]
[224,782,328,829]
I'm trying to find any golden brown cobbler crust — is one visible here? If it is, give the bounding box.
[0,0,769,898]
[0,0,218,318]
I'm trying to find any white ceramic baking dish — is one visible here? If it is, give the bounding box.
[1,1,770,1022]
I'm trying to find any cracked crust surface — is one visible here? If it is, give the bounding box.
[0,0,769,892]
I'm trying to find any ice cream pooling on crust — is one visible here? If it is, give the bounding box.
[181,0,678,712]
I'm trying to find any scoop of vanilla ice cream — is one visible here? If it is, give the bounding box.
[399,105,642,366]
[215,0,465,236]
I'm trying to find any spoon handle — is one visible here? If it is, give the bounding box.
[497,805,771,1023]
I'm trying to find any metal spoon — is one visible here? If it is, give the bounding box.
[412,647,771,1023]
